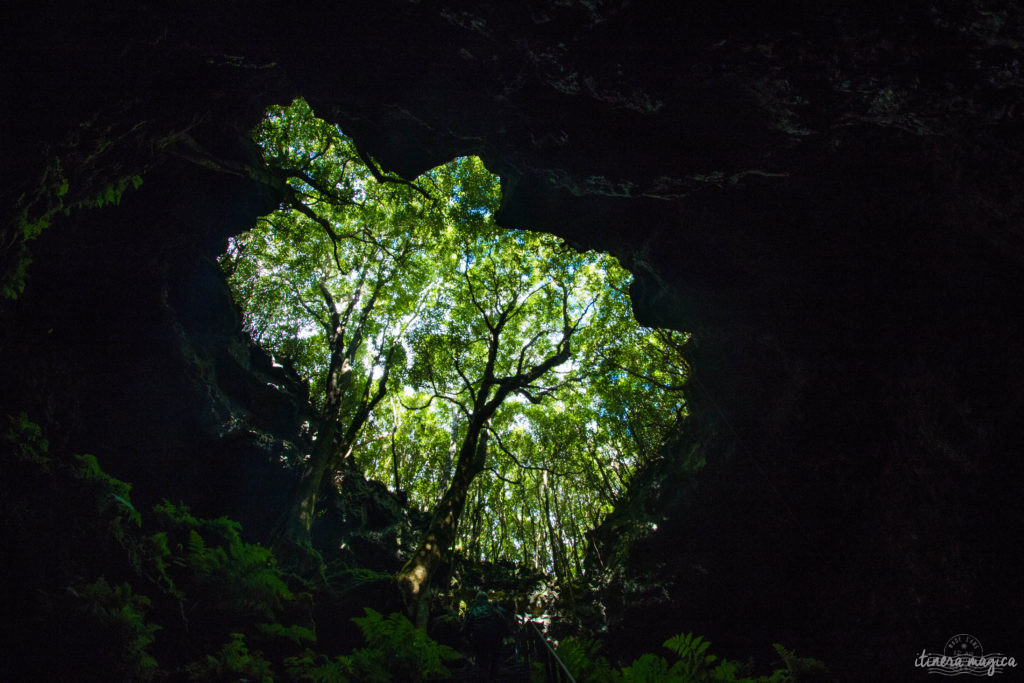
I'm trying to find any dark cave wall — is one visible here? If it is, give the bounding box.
[3,1,1024,679]
[587,326,1024,674]
[2,147,311,536]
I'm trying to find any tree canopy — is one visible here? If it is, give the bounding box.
[222,98,690,606]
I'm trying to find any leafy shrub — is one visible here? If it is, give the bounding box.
[2,414,159,679]
[766,644,831,682]
[2,414,141,560]
[285,608,461,682]
[284,651,351,682]
[619,653,678,682]
[556,636,618,682]
[152,500,293,623]
[148,500,316,668]
[186,632,274,682]
[2,412,49,466]
[554,630,831,682]
[340,608,461,681]
[4,146,143,300]
[62,577,160,681]
[1,415,318,680]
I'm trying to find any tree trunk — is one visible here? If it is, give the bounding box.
[571,526,585,576]
[542,471,566,586]
[466,486,483,561]
[390,410,402,494]
[397,421,488,627]
[592,448,620,504]
[273,308,352,541]
[396,315,573,625]
[497,497,508,556]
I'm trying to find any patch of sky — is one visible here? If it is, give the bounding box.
[297,322,321,339]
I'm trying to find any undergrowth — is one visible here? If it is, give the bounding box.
[0,414,455,681]
[2,413,828,681]
[551,631,831,682]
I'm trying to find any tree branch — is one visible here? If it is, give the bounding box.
[489,428,577,478]
[273,275,328,332]
[514,327,555,377]
[282,167,358,208]
[594,348,687,392]
[317,280,342,340]
[462,265,493,332]
[486,466,522,488]
[353,145,434,202]
[342,344,394,447]
[290,200,347,270]
[451,357,478,406]
[485,340,571,417]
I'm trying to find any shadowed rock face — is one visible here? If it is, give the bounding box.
[3,1,1023,678]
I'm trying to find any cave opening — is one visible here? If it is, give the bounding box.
[223,98,693,590]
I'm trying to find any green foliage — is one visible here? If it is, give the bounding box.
[285,608,461,682]
[88,173,143,209]
[339,608,461,681]
[556,637,619,682]
[663,631,719,679]
[63,577,160,681]
[140,500,321,677]
[74,452,143,540]
[553,631,830,683]
[766,644,831,682]
[2,415,141,566]
[226,98,693,576]
[2,417,163,679]
[2,412,50,467]
[257,621,317,646]
[326,563,396,596]
[186,632,274,683]
[1,241,34,299]
[619,653,679,682]
[1,415,327,679]
[284,651,351,682]
[2,147,143,300]
[150,500,299,643]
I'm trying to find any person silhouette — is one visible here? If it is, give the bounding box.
[462,590,510,678]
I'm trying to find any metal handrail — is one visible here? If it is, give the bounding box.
[526,620,577,683]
